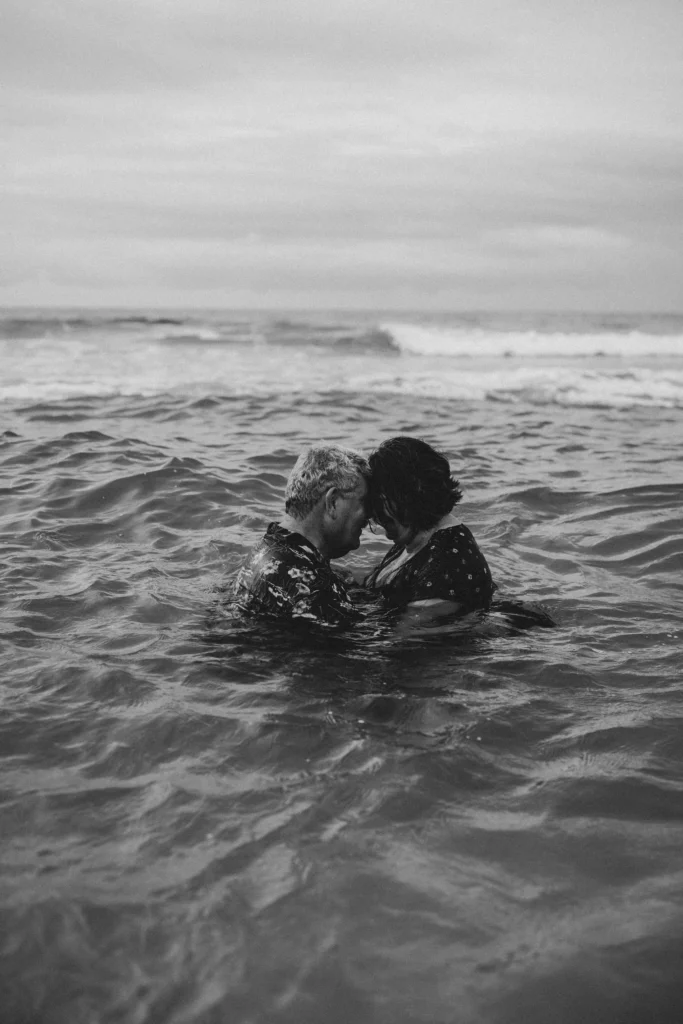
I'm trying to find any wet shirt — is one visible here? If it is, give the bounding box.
[364,524,496,612]
[232,523,358,628]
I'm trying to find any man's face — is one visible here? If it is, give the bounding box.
[326,476,368,558]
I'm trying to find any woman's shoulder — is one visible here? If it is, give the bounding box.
[425,523,477,552]
[421,523,492,581]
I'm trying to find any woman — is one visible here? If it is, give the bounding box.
[365,436,555,629]
[364,436,496,616]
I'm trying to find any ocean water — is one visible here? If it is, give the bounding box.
[1,308,683,1023]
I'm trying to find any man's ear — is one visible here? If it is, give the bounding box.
[324,486,339,518]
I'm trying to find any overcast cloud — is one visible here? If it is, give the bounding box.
[3,0,683,309]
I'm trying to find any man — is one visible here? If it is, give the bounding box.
[233,444,370,627]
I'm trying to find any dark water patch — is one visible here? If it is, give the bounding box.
[332,327,399,353]
[552,775,683,824]
[85,713,247,783]
[269,316,351,333]
[188,396,222,409]
[17,398,108,422]
[0,895,250,1022]
[571,503,683,530]
[7,609,71,637]
[94,632,161,656]
[506,486,586,516]
[17,463,236,536]
[0,316,90,338]
[50,665,158,708]
[602,481,683,504]
[28,518,140,550]
[557,442,588,453]
[2,436,98,468]
[61,430,113,443]
[259,320,399,354]
[497,939,683,1024]
[585,532,683,574]
[0,483,33,507]
[246,449,296,475]
[116,316,185,326]
[108,447,168,469]
[0,703,99,768]
[108,395,190,421]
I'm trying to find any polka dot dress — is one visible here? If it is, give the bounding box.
[364,525,496,612]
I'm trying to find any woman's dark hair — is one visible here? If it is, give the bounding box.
[368,436,463,533]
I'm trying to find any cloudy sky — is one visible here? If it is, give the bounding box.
[4,0,682,310]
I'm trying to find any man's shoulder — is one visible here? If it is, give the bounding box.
[243,523,321,574]
[233,523,356,626]
[236,523,305,585]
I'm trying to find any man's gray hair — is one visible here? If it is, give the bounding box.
[285,444,370,519]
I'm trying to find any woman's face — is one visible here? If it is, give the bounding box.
[377,506,413,547]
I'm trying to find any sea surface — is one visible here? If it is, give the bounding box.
[2,308,683,1023]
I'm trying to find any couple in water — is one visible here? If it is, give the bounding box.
[233,436,552,631]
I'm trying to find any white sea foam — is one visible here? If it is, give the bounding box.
[343,365,683,408]
[153,324,224,343]
[0,381,163,403]
[382,322,683,359]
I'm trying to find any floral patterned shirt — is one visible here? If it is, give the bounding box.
[232,523,358,628]
[364,524,496,612]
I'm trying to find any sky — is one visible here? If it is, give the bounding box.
[3,0,683,310]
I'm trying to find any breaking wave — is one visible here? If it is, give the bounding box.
[382,322,683,359]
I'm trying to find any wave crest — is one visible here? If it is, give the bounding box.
[382,322,683,359]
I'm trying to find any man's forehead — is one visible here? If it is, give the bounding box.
[355,476,369,499]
